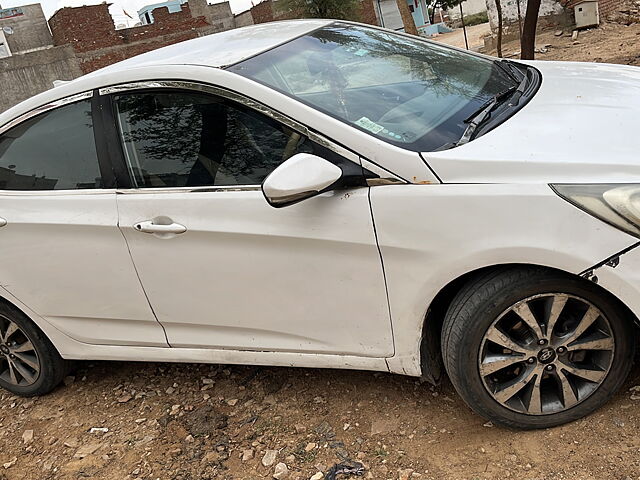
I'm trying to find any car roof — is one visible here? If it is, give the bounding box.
[92,19,333,74]
[0,19,333,129]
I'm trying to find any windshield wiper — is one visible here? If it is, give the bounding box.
[494,59,522,83]
[508,67,531,106]
[455,86,516,146]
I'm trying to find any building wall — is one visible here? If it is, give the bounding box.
[448,0,488,20]
[0,3,53,54]
[49,0,234,74]
[604,0,640,22]
[234,10,254,27]
[486,0,568,31]
[249,0,380,25]
[0,45,81,112]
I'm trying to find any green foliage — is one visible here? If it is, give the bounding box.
[463,11,489,26]
[276,0,362,20]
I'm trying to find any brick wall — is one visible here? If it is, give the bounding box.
[249,0,380,25]
[560,0,632,22]
[48,1,234,74]
[49,4,122,52]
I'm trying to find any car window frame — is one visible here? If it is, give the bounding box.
[0,90,119,193]
[96,80,402,193]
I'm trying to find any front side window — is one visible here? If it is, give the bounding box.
[0,99,102,190]
[229,23,521,152]
[114,91,324,188]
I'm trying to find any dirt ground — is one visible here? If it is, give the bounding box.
[3,361,640,480]
[434,21,640,66]
[2,22,640,480]
[433,22,492,50]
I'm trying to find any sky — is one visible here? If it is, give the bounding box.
[0,0,255,26]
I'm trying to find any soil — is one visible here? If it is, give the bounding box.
[2,360,640,480]
[486,22,640,66]
[2,22,640,480]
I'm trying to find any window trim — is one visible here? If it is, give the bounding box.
[0,91,94,137]
[99,80,403,191]
[0,90,118,192]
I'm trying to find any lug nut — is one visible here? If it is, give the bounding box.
[557,346,566,354]
[538,339,547,345]
[528,357,535,364]
[545,364,554,371]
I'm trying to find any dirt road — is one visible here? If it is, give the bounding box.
[434,21,640,66]
[432,22,492,51]
[2,361,640,480]
[2,22,640,480]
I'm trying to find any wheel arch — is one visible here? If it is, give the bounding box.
[0,288,70,358]
[419,263,640,385]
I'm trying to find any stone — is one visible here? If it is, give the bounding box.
[294,424,307,434]
[117,393,132,403]
[310,473,324,480]
[63,439,79,448]
[399,469,414,480]
[572,30,579,40]
[554,29,564,36]
[74,443,101,459]
[273,462,289,479]
[227,399,238,406]
[22,430,34,445]
[262,449,278,467]
[2,457,17,469]
[242,449,254,461]
[304,442,316,452]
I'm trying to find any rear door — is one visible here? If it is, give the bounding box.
[0,93,166,347]
[109,83,393,357]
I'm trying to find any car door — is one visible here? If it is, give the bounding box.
[0,93,167,346]
[109,83,393,357]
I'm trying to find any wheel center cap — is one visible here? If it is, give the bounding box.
[0,345,9,355]
[538,347,556,364]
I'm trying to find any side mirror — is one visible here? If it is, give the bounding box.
[262,153,343,208]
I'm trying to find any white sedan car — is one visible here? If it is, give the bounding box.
[0,20,639,429]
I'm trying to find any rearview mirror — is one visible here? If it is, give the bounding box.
[262,153,343,208]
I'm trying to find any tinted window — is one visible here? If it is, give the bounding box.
[230,24,518,152]
[0,99,102,190]
[114,91,318,188]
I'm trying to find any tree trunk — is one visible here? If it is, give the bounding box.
[494,0,503,57]
[520,0,541,59]
[396,0,419,35]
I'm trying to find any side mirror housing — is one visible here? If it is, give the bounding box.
[262,153,343,208]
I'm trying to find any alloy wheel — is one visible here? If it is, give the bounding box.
[0,315,40,386]
[478,293,615,415]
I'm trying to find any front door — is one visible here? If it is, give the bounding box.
[111,86,393,357]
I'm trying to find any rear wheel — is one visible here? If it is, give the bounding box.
[0,302,66,397]
[442,267,635,429]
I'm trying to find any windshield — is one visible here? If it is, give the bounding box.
[229,23,519,152]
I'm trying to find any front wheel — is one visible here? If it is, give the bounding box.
[441,267,635,429]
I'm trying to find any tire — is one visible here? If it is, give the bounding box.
[0,301,66,397]
[441,266,635,429]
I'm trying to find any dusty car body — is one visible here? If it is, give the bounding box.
[0,20,639,429]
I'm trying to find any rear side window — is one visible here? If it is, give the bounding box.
[0,99,102,190]
[113,91,318,188]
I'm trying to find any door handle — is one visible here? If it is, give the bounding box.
[133,220,187,235]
